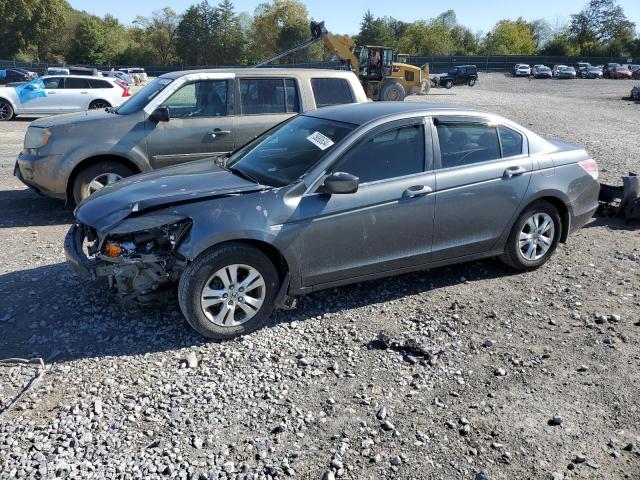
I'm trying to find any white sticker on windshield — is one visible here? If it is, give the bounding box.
[306,131,334,150]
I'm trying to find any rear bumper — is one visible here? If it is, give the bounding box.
[64,224,97,279]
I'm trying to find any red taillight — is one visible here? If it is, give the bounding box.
[578,159,598,179]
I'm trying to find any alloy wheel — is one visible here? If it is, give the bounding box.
[90,101,109,110]
[200,264,266,327]
[518,213,555,261]
[0,101,10,120]
[86,172,123,196]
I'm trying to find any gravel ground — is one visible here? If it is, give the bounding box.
[0,73,639,480]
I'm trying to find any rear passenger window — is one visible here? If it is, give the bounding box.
[240,78,298,114]
[436,122,501,168]
[64,77,90,89]
[311,78,354,108]
[498,125,523,157]
[88,79,113,89]
[333,124,424,184]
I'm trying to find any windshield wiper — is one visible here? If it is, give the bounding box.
[228,166,260,184]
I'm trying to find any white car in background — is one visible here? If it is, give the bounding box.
[119,67,148,83]
[0,75,131,121]
[514,64,531,77]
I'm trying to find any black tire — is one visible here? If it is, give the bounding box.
[501,201,562,271]
[380,82,406,101]
[71,160,136,204]
[468,78,476,87]
[445,80,454,89]
[0,98,14,121]
[89,100,111,110]
[178,243,280,339]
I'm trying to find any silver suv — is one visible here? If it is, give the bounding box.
[15,68,367,204]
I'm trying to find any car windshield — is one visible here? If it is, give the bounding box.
[226,115,356,187]
[115,77,173,115]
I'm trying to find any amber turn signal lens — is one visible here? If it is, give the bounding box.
[104,242,122,257]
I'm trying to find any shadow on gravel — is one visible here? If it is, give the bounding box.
[0,188,72,228]
[0,257,517,364]
[583,216,639,230]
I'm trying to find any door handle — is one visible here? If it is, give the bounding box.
[46,91,56,94]
[210,129,231,138]
[503,166,527,178]
[80,91,88,94]
[402,185,432,198]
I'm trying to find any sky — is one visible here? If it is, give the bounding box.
[67,0,640,35]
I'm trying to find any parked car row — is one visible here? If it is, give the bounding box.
[0,68,38,85]
[512,62,640,80]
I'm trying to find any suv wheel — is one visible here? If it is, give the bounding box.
[0,99,14,121]
[445,80,454,89]
[501,201,561,271]
[178,243,280,339]
[89,100,111,110]
[468,78,476,87]
[72,161,136,204]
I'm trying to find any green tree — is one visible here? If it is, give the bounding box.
[250,0,317,64]
[569,0,635,54]
[399,20,456,55]
[0,0,67,60]
[133,7,180,65]
[356,10,395,46]
[176,1,214,65]
[482,18,537,54]
[213,0,246,65]
[67,15,109,64]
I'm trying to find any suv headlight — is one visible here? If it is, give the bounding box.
[24,127,52,149]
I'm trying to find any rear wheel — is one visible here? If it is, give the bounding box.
[178,243,280,339]
[0,99,14,121]
[71,161,136,204]
[380,82,406,101]
[89,100,111,110]
[501,201,561,271]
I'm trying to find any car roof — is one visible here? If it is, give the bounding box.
[305,102,480,126]
[160,68,356,80]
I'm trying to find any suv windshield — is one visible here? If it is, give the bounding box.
[116,77,173,115]
[226,115,356,187]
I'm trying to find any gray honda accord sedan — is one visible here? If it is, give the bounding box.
[65,102,600,339]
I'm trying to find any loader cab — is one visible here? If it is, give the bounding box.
[358,46,393,81]
[394,53,410,64]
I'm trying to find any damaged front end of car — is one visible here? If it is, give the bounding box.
[65,215,192,304]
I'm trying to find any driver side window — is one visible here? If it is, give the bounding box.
[162,80,227,119]
[332,123,425,184]
[436,122,501,169]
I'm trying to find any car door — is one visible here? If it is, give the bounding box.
[144,79,235,168]
[431,117,533,261]
[293,119,436,287]
[234,77,299,147]
[15,77,64,113]
[59,77,92,111]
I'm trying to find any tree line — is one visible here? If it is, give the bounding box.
[0,0,638,67]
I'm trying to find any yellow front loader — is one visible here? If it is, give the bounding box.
[256,21,431,101]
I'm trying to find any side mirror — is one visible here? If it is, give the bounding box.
[150,106,170,123]
[322,172,359,194]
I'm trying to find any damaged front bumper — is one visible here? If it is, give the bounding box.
[64,222,187,304]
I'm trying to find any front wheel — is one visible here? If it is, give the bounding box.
[468,78,476,87]
[380,82,406,101]
[178,243,280,339]
[445,80,454,89]
[0,99,14,121]
[501,202,561,271]
[72,160,136,204]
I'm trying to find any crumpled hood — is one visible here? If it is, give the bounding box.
[75,159,267,232]
[29,109,118,129]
